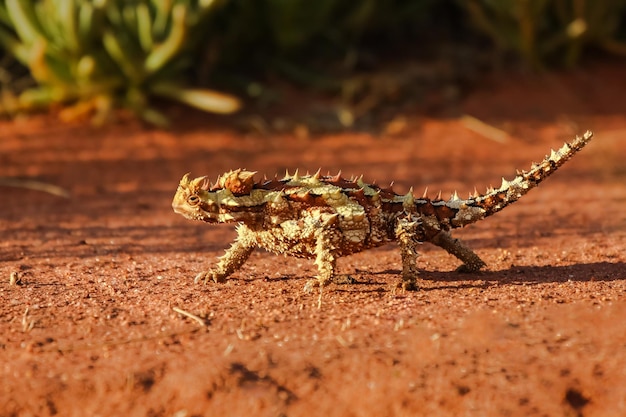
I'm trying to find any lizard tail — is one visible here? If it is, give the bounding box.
[444,130,594,229]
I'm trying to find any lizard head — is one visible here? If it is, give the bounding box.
[172,170,264,224]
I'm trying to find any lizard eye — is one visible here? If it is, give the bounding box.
[187,195,200,206]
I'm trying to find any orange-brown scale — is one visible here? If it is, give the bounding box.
[287,192,328,207]
[377,187,397,200]
[415,199,462,222]
[381,200,404,214]
[255,178,293,191]
[325,177,361,189]
[345,188,370,208]
[432,202,458,223]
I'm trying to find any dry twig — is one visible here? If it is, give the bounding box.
[172,307,209,327]
[461,114,509,143]
[0,177,70,198]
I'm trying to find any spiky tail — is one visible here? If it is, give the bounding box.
[446,131,593,229]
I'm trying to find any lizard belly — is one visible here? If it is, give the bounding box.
[252,214,391,259]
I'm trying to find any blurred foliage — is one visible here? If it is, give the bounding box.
[0,0,626,126]
[211,0,439,84]
[0,0,240,125]
[464,0,626,68]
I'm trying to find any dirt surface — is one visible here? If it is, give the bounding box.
[1,63,626,417]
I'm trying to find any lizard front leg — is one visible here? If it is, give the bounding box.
[303,214,340,294]
[431,230,486,272]
[395,217,422,291]
[195,225,256,284]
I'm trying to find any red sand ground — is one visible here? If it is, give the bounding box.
[1,63,625,417]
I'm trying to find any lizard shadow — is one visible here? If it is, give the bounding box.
[345,261,626,291]
[240,261,625,293]
[250,274,389,293]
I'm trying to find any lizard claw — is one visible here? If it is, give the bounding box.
[303,279,319,294]
[194,271,226,284]
[194,271,209,285]
[303,279,325,309]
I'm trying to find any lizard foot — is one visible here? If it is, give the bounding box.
[455,261,486,273]
[331,274,356,285]
[396,278,419,292]
[303,278,320,294]
[194,270,227,285]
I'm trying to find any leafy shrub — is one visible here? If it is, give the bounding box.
[464,0,626,68]
[0,0,240,125]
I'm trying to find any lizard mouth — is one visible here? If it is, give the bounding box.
[171,201,217,223]
[172,201,247,224]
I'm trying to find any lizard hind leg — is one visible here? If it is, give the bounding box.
[394,217,423,291]
[431,230,486,272]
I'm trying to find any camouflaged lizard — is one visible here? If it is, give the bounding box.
[172,131,593,292]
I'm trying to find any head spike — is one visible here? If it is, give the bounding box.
[500,177,510,190]
[293,168,300,181]
[436,190,442,200]
[451,190,460,201]
[312,168,322,180]
[201,177,211,190]
[180,173,191,186]
[190,175,208,189]
[422,187,428,199]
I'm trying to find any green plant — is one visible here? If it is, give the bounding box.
[464,0,626,68]
[549,0,626,65]
[0,0,240,126]
[211,0,437,84]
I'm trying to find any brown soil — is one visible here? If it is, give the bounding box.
[1,63,626,417]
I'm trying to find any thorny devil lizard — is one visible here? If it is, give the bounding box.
[172,130,593,293]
